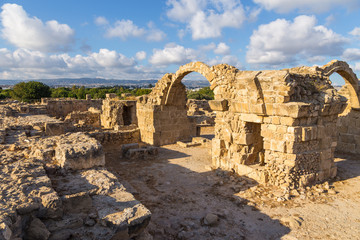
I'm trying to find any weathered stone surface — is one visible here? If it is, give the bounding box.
[50,168,151,238]
[101,99,137,129]
[25,218,51,240]
[45,122,67,136]
[121,143,140,156]
[208,100,228,111]
[54,133,105,170]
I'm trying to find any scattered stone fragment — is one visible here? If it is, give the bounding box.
[203,213,219,226]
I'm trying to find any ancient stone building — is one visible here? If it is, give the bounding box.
[137,60,359,188]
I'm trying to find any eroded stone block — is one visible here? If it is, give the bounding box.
[54,133,105,170]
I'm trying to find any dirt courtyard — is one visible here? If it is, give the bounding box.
[105,142,360,240]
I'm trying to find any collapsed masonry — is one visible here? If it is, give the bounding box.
[0,96,147,240]
[137,60,360,188]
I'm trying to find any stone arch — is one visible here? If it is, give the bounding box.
[321,60,360,109]
[164,62,216,106]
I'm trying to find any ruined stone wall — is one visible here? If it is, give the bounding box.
[101,99,137,129]
[137,79,196,145]
[336,85,360,155]
[89,129,140,145]
[211,66,346,188]
[65,111,101,127]
[187,99,212,114]
[137,102,196,145]
[137,61,355,188]
[43,98,103,118]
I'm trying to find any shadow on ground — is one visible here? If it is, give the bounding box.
[334,152,360,182]
[104,144,290,240]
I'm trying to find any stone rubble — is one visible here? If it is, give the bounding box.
[0,100,150,240]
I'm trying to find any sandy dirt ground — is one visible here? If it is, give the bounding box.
[105,143,360,240]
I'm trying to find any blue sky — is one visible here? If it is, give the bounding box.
[0,0,359,85]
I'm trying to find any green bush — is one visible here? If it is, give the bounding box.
[11,81,51,102]
[51,87,70,98]
[187,87,214,100]
[0,89,12,100]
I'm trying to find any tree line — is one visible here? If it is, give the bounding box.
[0,81,214,102]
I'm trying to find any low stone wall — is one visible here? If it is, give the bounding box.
[89,128,140,145]
[65,111,101,128]
[43,98,103,118]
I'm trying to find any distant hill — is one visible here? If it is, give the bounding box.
[0,78,210,88]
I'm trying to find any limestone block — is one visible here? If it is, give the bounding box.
[239,114,263,123]
[209,100,228,111]
[231,101,249,113]
[39,191,63,219]
[277,102,311,118]
[301,126,316,141]
[337,142,355,153]
[232,132,255,145]
[177,141,201,148]
[212,138,225,157]
[55,133,105,170]
[45,122,68,136]
[270,139,286,152]
[92,191,151,238]
[339,133,355,143]
[106,93,117,99]
[121,143,140,157]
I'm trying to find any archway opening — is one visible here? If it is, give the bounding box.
[182,72,215,140]
[330,71,355,114]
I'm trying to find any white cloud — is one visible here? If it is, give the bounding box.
[149,43,200,66]
[166,0,247,39]
[0,4,75,52]
[105,19,145,40]
[166,0,206,22]
[350,27,360,37]
[64,49,136,69]
[353,62,360,72]
[0,48,66,69]
[146,22,167,41]
[99,17,166,42]
[214,42,230,55]
[307,55,326,63]
[135,51,147,61]
[0,48,146,79]
[246,15,348,66]
[325,14,335,26]
[199,42,216,52]
[208,55,242,68]
[248,8,261,22]
[94,16,109,26]
[342,48,360,61]
[253,0,359,13]
[177,29,186,39]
